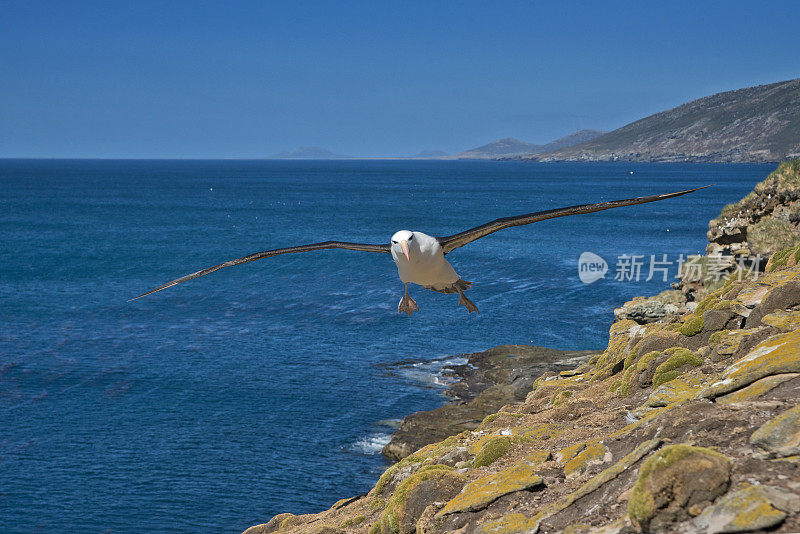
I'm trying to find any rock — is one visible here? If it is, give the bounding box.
[563,442,607,477]
[761,309,800,331]
[702,309,738,332]
[437,447,470,467]
[436,461,545,516]
[473,513,541,533]
[692,485,789,533]
[745,281,800,327]
[628,445,732,532]
[613,291,686,325]
[646,375,705,407]
[749,404,800,457]
[379,465,465,534]
[382,345,595,460]
[242,513,293,534]
[701,329,800,399]
[716,374,799,404]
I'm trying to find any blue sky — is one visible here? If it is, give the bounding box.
[1,1,798,158]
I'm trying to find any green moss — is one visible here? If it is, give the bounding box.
[369,498,386,511]
[623,345,641,369]
[374,455,425,494]
[473,437,511,468]
[652,349,702,388]
[616,351,661,397]
[694,290,726,316]
[708,329,731,349]
[713,299,732,311]
[679,315,704,336]
[368,522,381,534]
[551,390,573,406]
[628,445,730,529]
[381,465,458,533]
[481,413,499,426]
[340,515,366,528]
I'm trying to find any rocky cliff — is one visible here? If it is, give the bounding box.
[244,164,800,534]
[707,159,800,257]
[528,79,800,163]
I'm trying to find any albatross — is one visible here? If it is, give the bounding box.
[132,186,707,314]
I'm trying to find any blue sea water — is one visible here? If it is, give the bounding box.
[0,159,773,532]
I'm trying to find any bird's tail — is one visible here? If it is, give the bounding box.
[429,279,472,294]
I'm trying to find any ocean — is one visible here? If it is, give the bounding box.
[0,159,772,532]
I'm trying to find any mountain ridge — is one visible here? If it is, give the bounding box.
[528,78,800,163]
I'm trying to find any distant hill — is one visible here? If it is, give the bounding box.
[450,137,543,159]
[539,129,606,152]
[271,147,351,159]
[450,130,606,160]
[407,150,449,158]
[531,78,800,163]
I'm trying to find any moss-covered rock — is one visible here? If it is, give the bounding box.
[761,309,800,331]
[563,442,606,477]
[473,513,541,533]
[679,315,704,336]
[652,348,703,388]
[628,445,732,531]
[692,485,791,534]
[750,404,800,458]
[373,454,427,495]
[701,329,800,399]
[436,461,545,517]
[473,437,511,468]
[645,375,705,407]
[716,373,799,404]
[243,513,295,534]
[379,465,464,534]
[339,515,365,528]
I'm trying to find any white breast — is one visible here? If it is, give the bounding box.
[391,232,460,289]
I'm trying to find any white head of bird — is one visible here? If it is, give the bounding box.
[390,230,415,263]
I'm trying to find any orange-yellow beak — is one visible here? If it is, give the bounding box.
[400,240,411,261]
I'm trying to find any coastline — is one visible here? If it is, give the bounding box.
[381,345,597,461]
[243,161,800,534]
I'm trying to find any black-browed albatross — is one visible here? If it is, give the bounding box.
[132,186,707,314]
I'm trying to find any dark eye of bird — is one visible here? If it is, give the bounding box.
[392,240,397,244]
[408,235,413,240]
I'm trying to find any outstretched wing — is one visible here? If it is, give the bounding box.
[130,240,391,301]
[437,186,710,254]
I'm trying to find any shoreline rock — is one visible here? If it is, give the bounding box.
[381,345,597,461]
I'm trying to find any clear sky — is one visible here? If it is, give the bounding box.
[1,0,798,158]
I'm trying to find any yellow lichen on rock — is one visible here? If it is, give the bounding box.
[473,513,540,534]
[436,461,545,517]
[701,329,800,399]
[716,373,799,404]
[645,375,705,407]
[761,309,800,331]
[692,485,790,533]
[750,404,800,457]
[563,442,606,476]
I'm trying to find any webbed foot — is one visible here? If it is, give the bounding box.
[398,295,420,316]
[457,291,479,314]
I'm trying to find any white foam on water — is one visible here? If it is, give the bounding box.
[350,433,392,455]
